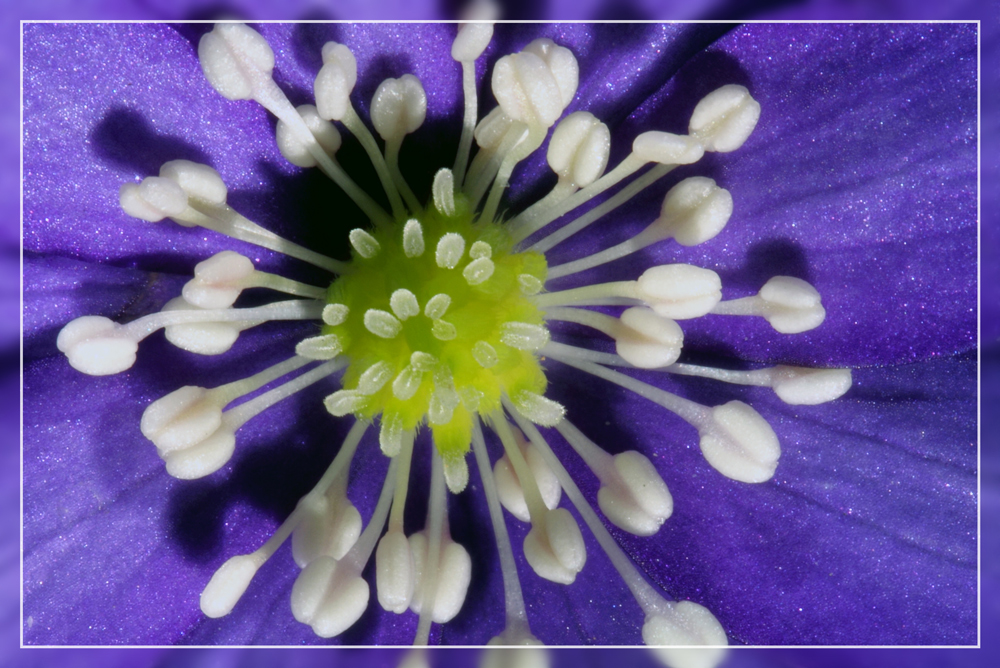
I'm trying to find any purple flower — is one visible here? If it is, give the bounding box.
[22,20,976,654]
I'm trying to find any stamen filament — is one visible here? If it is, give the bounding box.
[413,450,446,645]
[508,153,646,242]
[185,200,349,273]
[453,60,479,187]
[385,136,424,214]
[471,418,533,639]
[546,224,664,280]
[342,106,407,220]
[480,127,545,225]
[543,306,619,338]
[532,281,639,309]
[212,354,314,406]
[388,431,416,533]
[343,453,398,574]
[226,357,347,429]
[245,271,328,300]
[507,409,674,619]
[528,162,672,254]
[120,299,324,342]
[491,413,549,523]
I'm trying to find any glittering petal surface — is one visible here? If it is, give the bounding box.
[20,16,980,660]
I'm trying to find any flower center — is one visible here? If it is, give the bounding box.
[318,184,550,484]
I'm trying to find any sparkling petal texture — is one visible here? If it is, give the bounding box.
[16,13,988,668]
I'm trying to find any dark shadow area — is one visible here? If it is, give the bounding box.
[720,237,814,293]
[90,107,212,177]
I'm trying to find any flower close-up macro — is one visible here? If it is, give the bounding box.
[22,21,977,649]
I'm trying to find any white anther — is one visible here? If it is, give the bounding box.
[434,169,457,217]
[436,233,466,269]
[364,309,402,339]
[162,297,246,356]
[642,600,729,647]
[637,264,722,319]
[403,219,426,257]
[292,493,362,566]
[614,307,685,369]
[699,400,780,483]
[314,42,358,121]
[443,456,469,493]
[409,531,473,622]
[758,276,826,333]
[424,293,452,319]
[632,131,705,165]
[349,228,381,259]
[161,426,236,479]
[470,241,493,259]
[358,361,394,395]
[500,321,550,351]
[200,554,259,618]
[481,645,549,667]
[379,413,405,456]
[140,385,223,454]
[392,365,424,401]
[119,176,188,222]
[472,340,499,368]
[183,251,255,309]
[198,23,274,101]
[291,556,369,638]
[390,289,420,320]
[159,160,228,205]
[689,84,761,153]
[376,530,415,614]
[276,104,342,167]
[452,22,494,62]
[57,315,137,376]
[547,111,611,187]
[523,507,586,584]
[474,106,514,151]
[518,274,543,295]
[649,177,733,247]
[650,648,729,668]
[771,366,853,405]
[371,74,427,141]
[432,319,458,341]
[511,390,565,427]
[597,451,673,536]
[323,389,367,417]
[322,304,349,326]
[492,38,578,129]
[410,351,438,371]
[494,438,561,523]
[295,334,343,360]
[463,257,495,285]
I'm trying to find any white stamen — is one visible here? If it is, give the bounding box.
[364,309,402,339]
[653,176,733,247]
[443,456,469,495]
[323,390,367,417]
[200,554,260,618]
[472,340,499,368]
[518,274,543,295]
[276,104,342,168]
[632,131,705,165]
[700,401,781,483]
[376,529,415,614]
[689,84,761,153]
[295,334,342,360]
[409,531,473,623]
[161,297,258,356]
[436,233,466,269]
[424,293,452,319]
[463,257,495,285]
[379,413,405,457]
[432,319,458,341]
[119,176,188,222]
[349,228,380,259]
[637,264,722,319]
[403,219,426,257]
[492,39,578,129]
[432,168,457,217]
[614,307,685,369]
[547,111,611,188]
[322,304,349,326]
[390,289,420,320]
[314,42,357,122]
[371,74,427,142]
[499,321,550,351]
[357,361,394,395]
[666,362,853,405]
[392,364,424,401]
[452,22,494,62]
[182,251,254,309]
[643,601,729,647]
[493,430,561,523]
[159,160,227,205]
[510,390,565,427]
[198,23,275,102]
[291,489,362,566]
[470,241,493,259]
[711,275,826,333]
[56,315,138,376]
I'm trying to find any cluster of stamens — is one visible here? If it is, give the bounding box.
[57,22,852,648]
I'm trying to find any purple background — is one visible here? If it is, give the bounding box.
[10,1,997,667]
